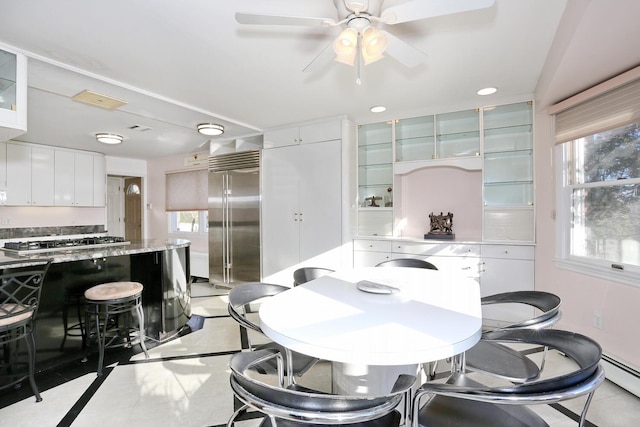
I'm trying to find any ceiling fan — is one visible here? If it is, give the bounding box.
[236,0,495,82]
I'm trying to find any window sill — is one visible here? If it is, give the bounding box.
[554,258,640,288]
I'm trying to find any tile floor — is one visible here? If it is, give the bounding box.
[1,281,640,427]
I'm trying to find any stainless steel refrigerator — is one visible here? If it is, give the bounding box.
[208,150,261,287]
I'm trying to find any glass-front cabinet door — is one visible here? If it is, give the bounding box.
[395,116,434,161]
[357,122,393,236]
[436,109,480,159]
[0,47,27,141]
[482,101,534,241]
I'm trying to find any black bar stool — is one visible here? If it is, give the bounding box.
[84,281,149,375]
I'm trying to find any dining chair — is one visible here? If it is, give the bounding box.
[375,258,438,270]
[292,267,335,286]
[412,328,604,427]
[464,290,562,382]
[0,259,53,402]
[227,282,319,385]
[228,348,416,427]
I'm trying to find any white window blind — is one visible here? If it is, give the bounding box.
[165,169,208,211]
[553,73,640,144]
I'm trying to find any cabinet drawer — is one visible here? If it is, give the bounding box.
[482,244,534,260]
[393,241,480,257]
[354,239,392,252]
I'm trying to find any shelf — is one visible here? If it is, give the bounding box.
[483,180,534,186]
[436,130,480,142]
[358,207,393,211]
[484,124,532,135]
[359,162,392,169]
[358,141,392,150]
[484,148,533,157]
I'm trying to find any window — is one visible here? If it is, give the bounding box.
[166,169,208,236]
[168,210,208,234]
[552,69,640,285]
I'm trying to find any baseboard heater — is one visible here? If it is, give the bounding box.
[602,353,640,398]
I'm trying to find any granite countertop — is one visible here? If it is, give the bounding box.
[0,238,191,268]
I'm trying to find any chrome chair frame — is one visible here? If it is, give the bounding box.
[292,267,335,287]
[228,348,415,427]
[375,259,438,270]
[412,329,604,427]
[0,259,52,402]
[465,290,562,381]
[228,282,319,385]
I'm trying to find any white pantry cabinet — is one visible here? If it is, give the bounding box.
[262,119,347,285]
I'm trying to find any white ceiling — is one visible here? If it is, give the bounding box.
[0,0,639,160]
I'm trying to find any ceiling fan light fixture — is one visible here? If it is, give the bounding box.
[197,123,225,136]
[361,26,387,65]
[333,27,358,66]
[96,133,123,145]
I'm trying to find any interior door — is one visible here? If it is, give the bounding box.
[124,177,142,241]
[107,176,125,236]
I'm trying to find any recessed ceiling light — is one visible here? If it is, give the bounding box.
[370,105,386,113]
[95,133,123,145]
[477,87,498,96]
[197,123,225,136]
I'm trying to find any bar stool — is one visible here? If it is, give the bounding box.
[84,281,149,375]
[60,282,92,350]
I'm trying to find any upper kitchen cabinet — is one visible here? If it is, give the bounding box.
[357,121,393,236]
[394,108,482,175]
[0,47,27,142]
[263,120,342,149]
[482,101,534,241]
[54,150,106,207]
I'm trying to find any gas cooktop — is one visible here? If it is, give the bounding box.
[2,236,130,255]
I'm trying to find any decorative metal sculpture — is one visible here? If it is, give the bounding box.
[365,196,382,207]
[425,212,455,240]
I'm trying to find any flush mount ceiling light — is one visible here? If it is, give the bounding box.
[95,133,123,145]
[197,123,225,136]
[370,105,386,113]
[477,87,498,96]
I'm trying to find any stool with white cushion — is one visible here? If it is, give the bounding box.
[84,281,149,375]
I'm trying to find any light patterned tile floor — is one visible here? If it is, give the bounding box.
[1,281,639,426]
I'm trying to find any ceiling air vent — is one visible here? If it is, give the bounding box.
[71,89,127,110]
[129,124,153,132]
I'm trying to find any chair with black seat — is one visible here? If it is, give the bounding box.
[412,328,604,427]
[228,282,319,385]
[228,348,416,427]
[0,259,52,402]
[464,291,562,382]
[292,267,335,287]
[375,258,438,270]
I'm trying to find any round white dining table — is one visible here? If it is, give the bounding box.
[259,266,482,395]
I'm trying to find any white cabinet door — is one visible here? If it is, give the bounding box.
[6,143,31,205]
[93,155,106,206]
[299,121,341,144]
[262,137,343,284]
[262,145,301,281]
[480,244,535,323]
[263,127,300,149]
[54,150,75,206]
[74,152,94,206]
[299,140,342,267]
[31,146,54,205]
[354,250,391,267]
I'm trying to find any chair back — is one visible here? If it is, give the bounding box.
[481,291,561,330]
[375,258,438,270]
[293,267,335,286]
[230,348,414,425]
[0,260,52,330]
[227,282,289,333]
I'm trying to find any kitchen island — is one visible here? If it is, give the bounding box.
[0,238,191,369]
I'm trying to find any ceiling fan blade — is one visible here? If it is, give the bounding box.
[381,0,495,25]
[235,12,336,27]
[381,30,427,69]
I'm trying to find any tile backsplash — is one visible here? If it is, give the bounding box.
[0,225,106,240]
